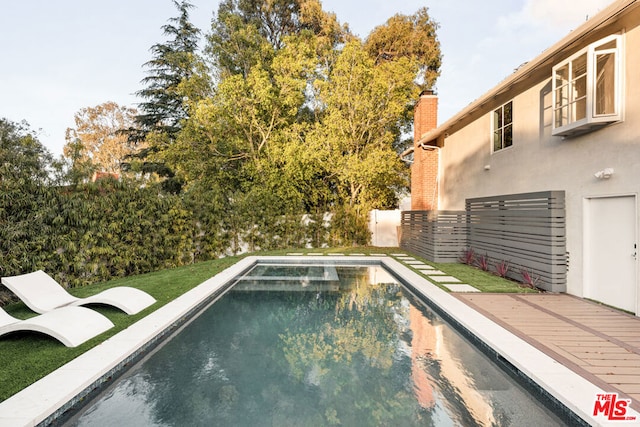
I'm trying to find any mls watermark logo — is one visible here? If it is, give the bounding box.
[593,393,637,422]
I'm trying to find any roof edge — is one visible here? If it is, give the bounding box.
[418,0,639,145]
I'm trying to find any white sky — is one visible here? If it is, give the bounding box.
[0,0,613,157]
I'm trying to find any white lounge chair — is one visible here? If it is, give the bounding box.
[0,306,114,347]
[1,270,156,315]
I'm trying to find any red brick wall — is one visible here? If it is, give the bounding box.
[411,92,439,210]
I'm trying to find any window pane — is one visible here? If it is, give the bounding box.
[504,101,512,125]
[494,108,502,128]
[595,39,616,51]
[595,53,616,115]
[555,106,568,127]
[574,98,587,121]
[572,54,587,79]
[555,64,569,84]
[504,124,513,148]
[555,86,568,108]
[574,75,587,100]
[493,130,502,151]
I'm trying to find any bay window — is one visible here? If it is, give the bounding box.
[552,34,622,137]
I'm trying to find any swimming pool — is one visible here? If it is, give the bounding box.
[2,256,609,425]
[65,263,568,426]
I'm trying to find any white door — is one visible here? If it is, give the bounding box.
[585,196,637,314]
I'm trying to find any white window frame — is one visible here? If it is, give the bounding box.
[552,34,623,137]
[492,100,513,153]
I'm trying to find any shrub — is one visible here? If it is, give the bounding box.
[494,260,510,278]
[459,247,475,265]
[476,253,490,271]
[520,269,540,289]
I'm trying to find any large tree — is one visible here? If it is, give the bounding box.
[63,102,138,179]
[364,7,442,91]
[129,0,210,192]
[207,0,348,79]
[172,1,440,246]
[134,0,207,139]
[310,41,417,244]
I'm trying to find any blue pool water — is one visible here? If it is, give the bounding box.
[66,264,567,426]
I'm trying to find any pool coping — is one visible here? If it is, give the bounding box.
[1,255,636,426]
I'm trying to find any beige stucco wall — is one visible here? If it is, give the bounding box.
[437,24,640,297]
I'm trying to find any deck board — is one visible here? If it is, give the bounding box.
[455,293,640,410]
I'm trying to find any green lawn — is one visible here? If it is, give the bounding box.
[0,248,533,402]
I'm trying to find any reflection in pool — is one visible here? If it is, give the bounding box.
[67,265,566,426]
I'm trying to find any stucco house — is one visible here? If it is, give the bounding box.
[402,0,640,315]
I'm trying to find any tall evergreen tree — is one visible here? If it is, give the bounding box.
[134,0,204,140]
[128,0,210,192]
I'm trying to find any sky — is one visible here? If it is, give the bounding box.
[0,0,614,157]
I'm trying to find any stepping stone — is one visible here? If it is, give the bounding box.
[405,261,425,265]
[416,265,435,270]
[287,253,304,256]
[369,254,387,257]
[429,275,462,283]
[348,253,365,256]
[443,284,479,292]
[423,270,446,275]
[307,253,323,256]
[391,253,407,257]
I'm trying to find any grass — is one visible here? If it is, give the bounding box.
[0,247,533,403]
[0,255,244,402]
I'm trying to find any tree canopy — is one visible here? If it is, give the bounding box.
[4,1,442,287]
[135,0,207,139]
[64,102,138,179]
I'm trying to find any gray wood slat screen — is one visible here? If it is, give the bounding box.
[466,191,566,292]
[399,191,567,292]
[399,210,468,263]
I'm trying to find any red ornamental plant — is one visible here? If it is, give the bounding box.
[476,253,490,271]
[459,248,476,265]
[520,269,540,289]
[494,260,510,278]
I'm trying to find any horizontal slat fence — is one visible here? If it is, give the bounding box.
[400,210,467,263]
[399,191,567,292]
[466,191,566,292]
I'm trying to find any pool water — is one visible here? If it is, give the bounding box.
[66,265,566,426]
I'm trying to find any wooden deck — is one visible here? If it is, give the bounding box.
[455,293,640,411]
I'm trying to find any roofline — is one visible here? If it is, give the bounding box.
[417,0,640,146]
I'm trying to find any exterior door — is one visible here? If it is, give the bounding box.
[584,195,637,314]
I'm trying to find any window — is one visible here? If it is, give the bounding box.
[552,34,622,137]
[493,101,513,152]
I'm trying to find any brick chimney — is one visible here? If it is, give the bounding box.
[411,91,439,210]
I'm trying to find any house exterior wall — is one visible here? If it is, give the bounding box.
[434,8,640,298]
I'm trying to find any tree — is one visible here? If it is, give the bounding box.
[174,3,440,247]
[310,41,416,244]
[134,0,207,140]
[167,34,324,250]
[128,0,210,193]
[364,7,442,90]
[63,102,138,179]
[207,0,348,79]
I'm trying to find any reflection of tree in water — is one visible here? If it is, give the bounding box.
[91,267,522,426]
[279,268,430,426]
